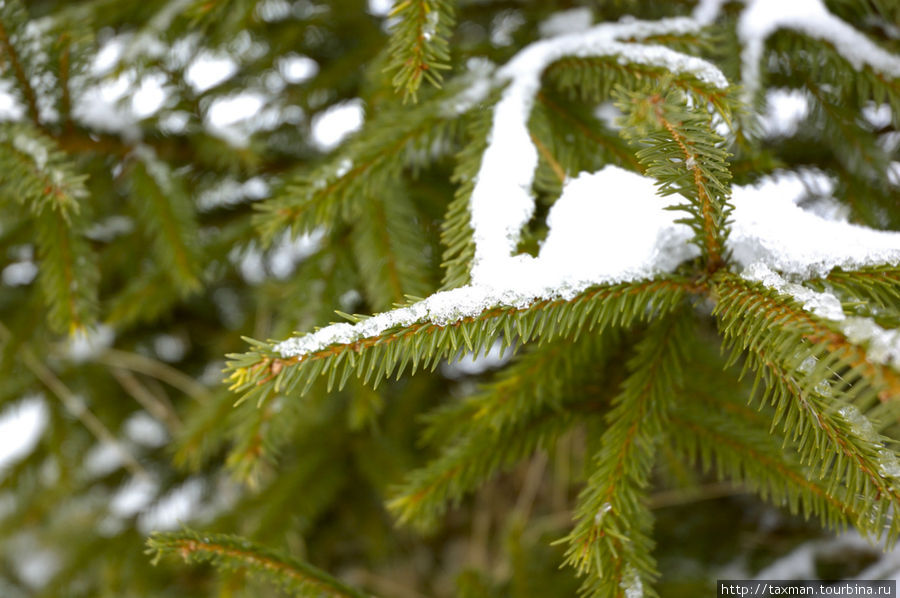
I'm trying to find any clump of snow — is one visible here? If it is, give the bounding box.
[760,88,809,138]
[0,397,47,474]
[84,441,127,478]
[842,318,900,367]
[67,325,116,363]
[539,168,697,283]
[153,333,187,362]
[742,263,845,321]
[185,52,238,92]
[12,133,48,170]
[738,0,900,102]
[444,58,495,115]
[256,0,292,22]
[197,177,270,212]
[540,8,593,38]
[124,412,168,448]
[85,215,135,241]
[2,261,38,286]
[131,73,168,119]
[110,475,159,518]
[468,16,727,285]
[275,166,697,357]
[367,0,392,17]
[593,502,613,524]
[442,341,512,379]
[138,477,204,533]
[231,229,323,284]
[621,565,644,598]
[692,0,726,26]
[279,54,319,84]
[490,11,526,47]
[863,102,893,130]
[310,99,364,152]
[729,175,900,279]
[423,9,441,42]
[0,83,24,121]
[207,92,264,129]
[268,229,324,279]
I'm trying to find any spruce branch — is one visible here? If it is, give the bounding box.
[812,266,900,313]
[225,278,695,407]
[545,54,733,121]
[668,404,861,532]
[422,330,625,445]
[351,184,433,311]
[618,85,734,272]
[562,312,693,598]
[147,529,370,598]
[390,405,580,531]
[94,348,212,404]
[36,207,99,333]
[130,151,203,295]
[714,273,900,401]
[254,74,479,245]
[0,123,97,332]
[393,331,629,529]
[0,0,42,129]
[384,0,456,101]
[713,274,900,540]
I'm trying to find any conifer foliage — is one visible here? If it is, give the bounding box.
[0,0,899,597]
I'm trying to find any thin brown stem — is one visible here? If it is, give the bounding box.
[110,367,183,433]
[0,17,42,129]
[95,348,211,403]
[0,323,148,479]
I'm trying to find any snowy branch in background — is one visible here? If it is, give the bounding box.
[737,0,900,101]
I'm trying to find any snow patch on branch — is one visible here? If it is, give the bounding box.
[742,263,900,367]
[275,166,696,357]
[729,174,900,279]
[469,17,727,284]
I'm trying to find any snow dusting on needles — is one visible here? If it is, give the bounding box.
[742,263,900,367]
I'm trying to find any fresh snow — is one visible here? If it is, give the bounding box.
[310,99,364,152]
[730,175,900,279]
[0,397,47,474]
[468,16,727,285]
[275,166,698,357]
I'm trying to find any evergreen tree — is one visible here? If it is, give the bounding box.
[0,0,899,596]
